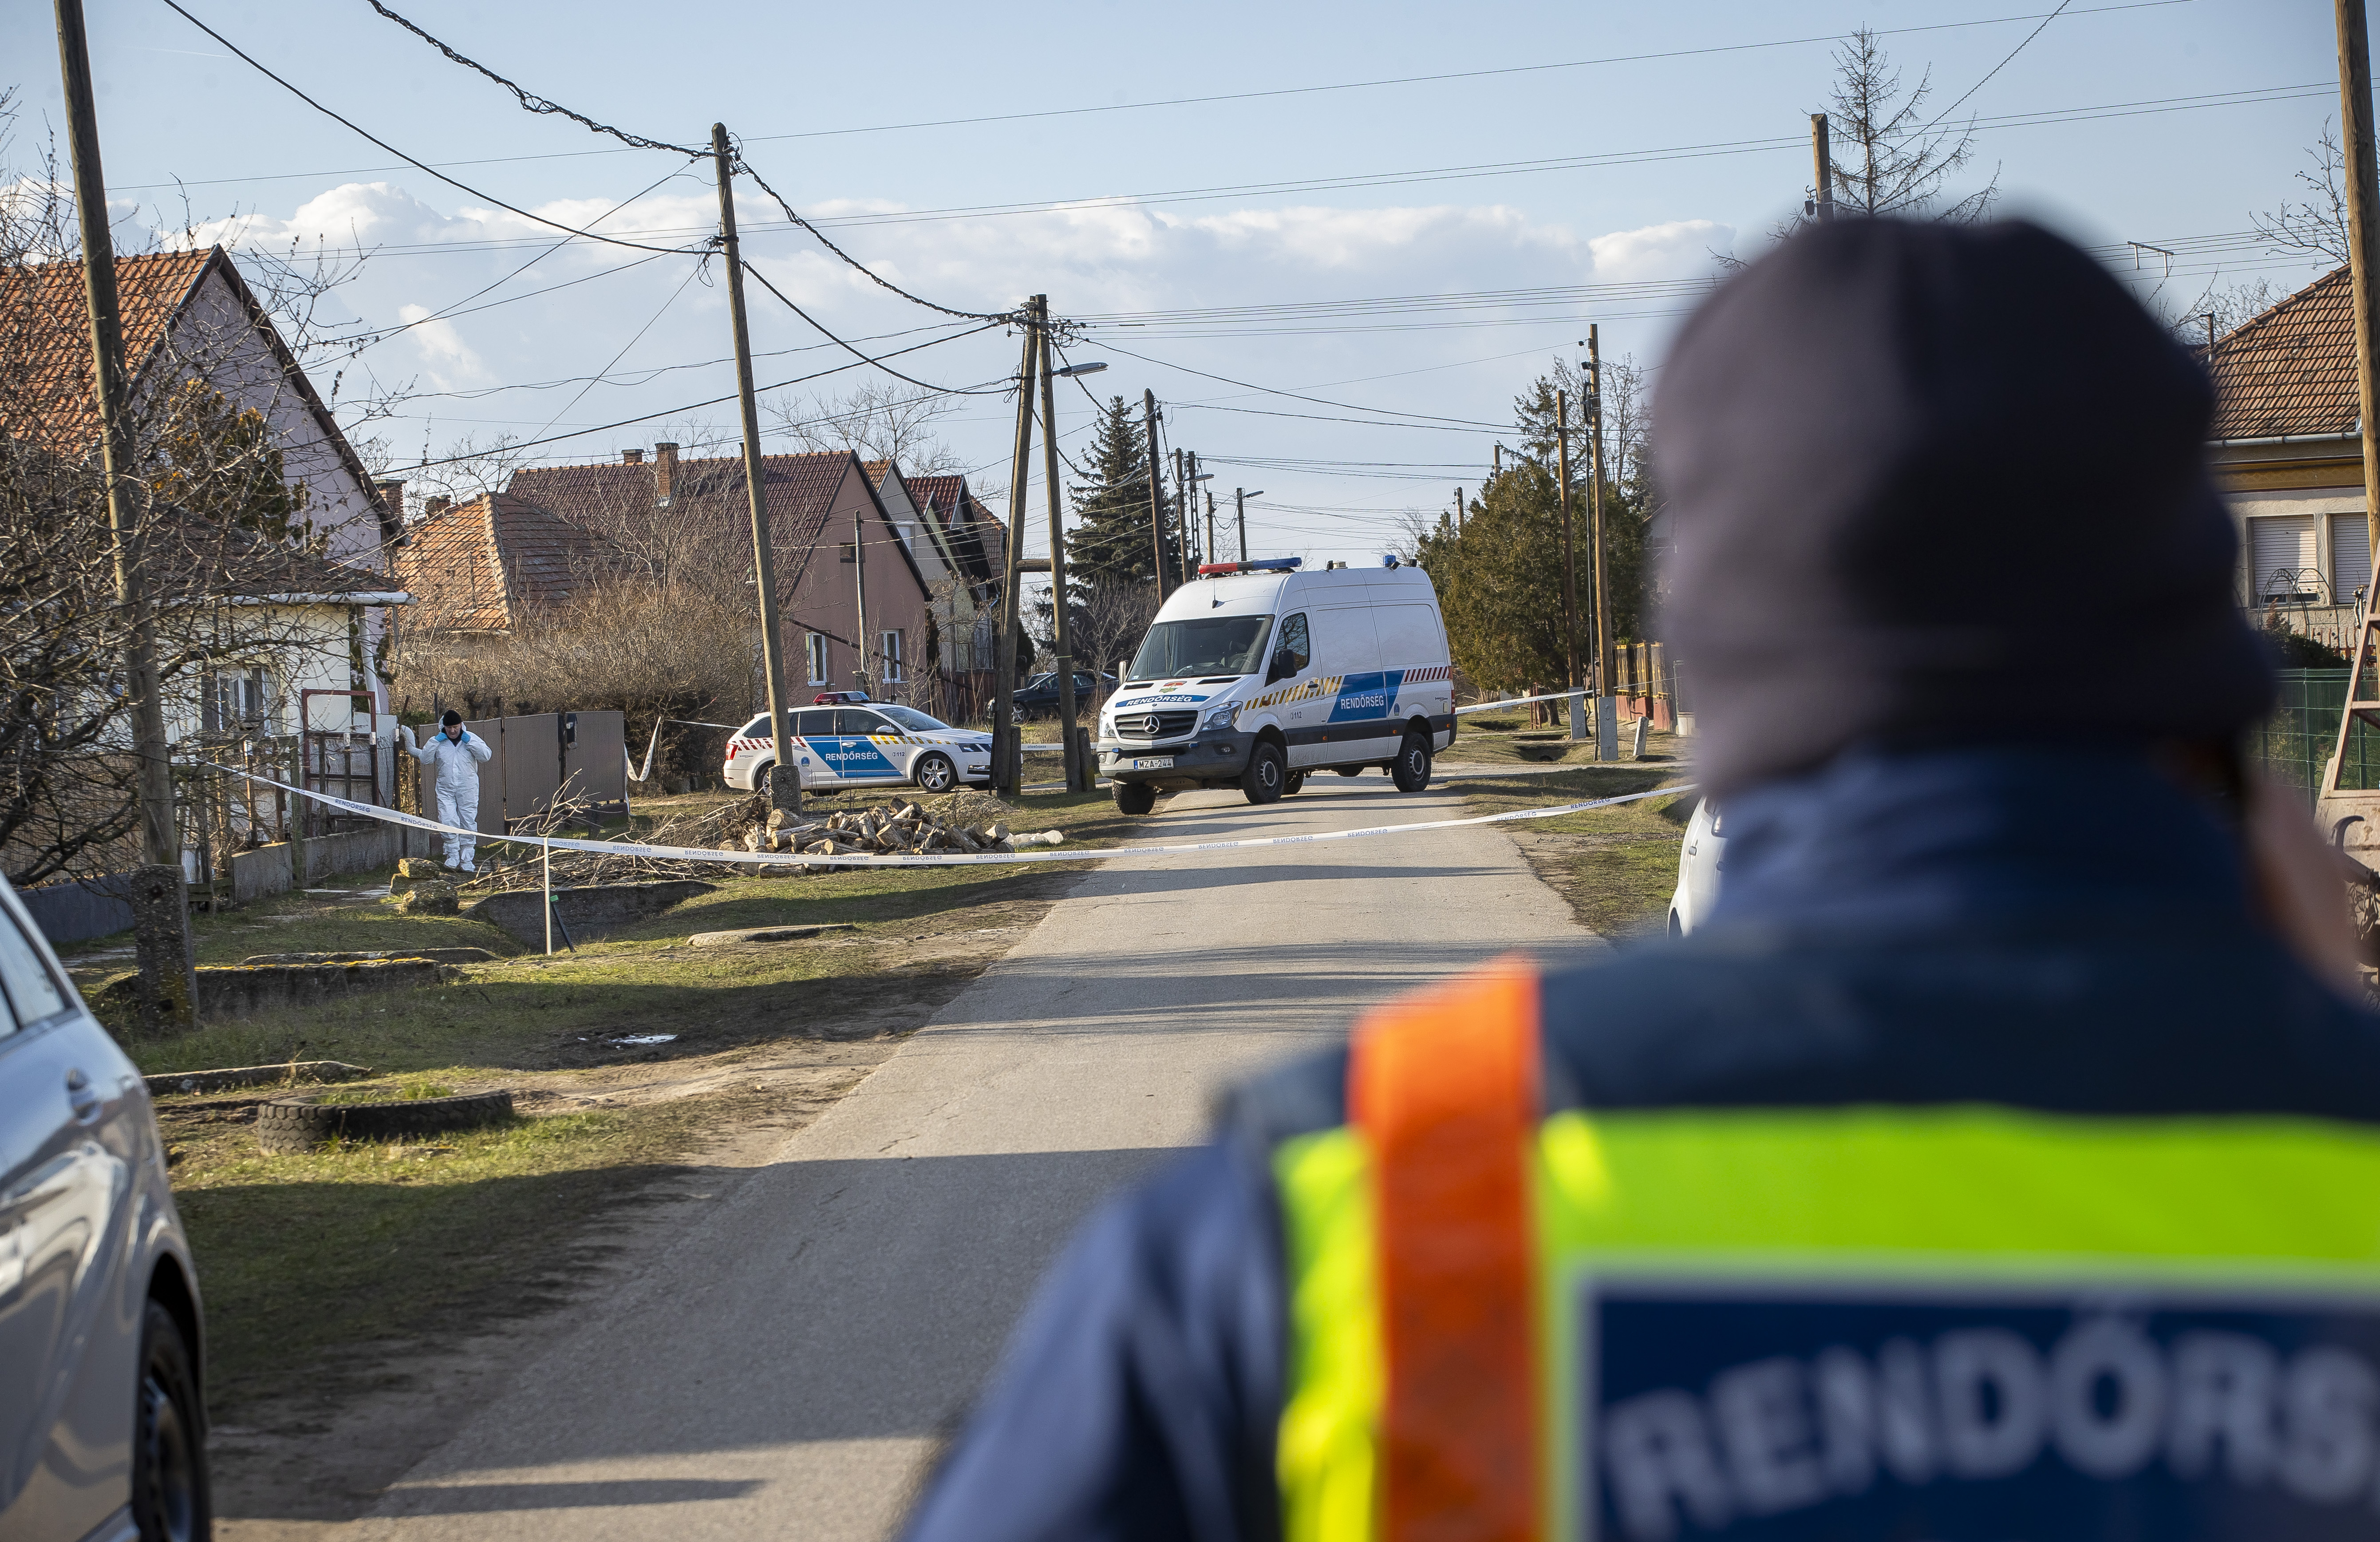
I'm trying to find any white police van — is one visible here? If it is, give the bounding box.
[1098,556,1455,815]
[723,702,994,795]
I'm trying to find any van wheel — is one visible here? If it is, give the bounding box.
[912,753,957,794]
[1283,771,1305,796]
[133,1299,209,1542]
[1241,742,1287,805]
[1113,780,1156,815]
[1391,731,1432,792]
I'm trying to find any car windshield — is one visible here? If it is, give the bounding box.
[876,704,949,732]
[1129,616,1273,680]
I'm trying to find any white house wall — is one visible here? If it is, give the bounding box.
[2228,486,2371,608]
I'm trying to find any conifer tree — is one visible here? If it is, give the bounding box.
[1064,395,1181,592]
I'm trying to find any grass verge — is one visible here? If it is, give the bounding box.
[1444,764,1698,939]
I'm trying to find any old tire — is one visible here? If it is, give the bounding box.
[257,1089,514,1152]
[1241,742,1287,806]
[1283,770,1306,796]
[1391,730,1432,793]
[1112,779,1157,815]
[133,1299,210,1542]
[912,752,958,794]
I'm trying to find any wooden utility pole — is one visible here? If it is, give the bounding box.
[1589,325,1618,760]
[853,502,868,693]
[56,0,193,1030]
[2337,0,2380,561]
[1456,486,1465,534]
[1811,113,1836,222]
[710,124,800,820]
[992,301,1040,795]
[1172,448,1191,579]
[1556,388,1580,693]
[1235,489,1248,561]
[1144,390,1169,599]
[1037,300,1088,793]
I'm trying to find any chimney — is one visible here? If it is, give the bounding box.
[425,495,451,518]
[374,478,406,545]
[654,441,679,503]
[622,448,645,465]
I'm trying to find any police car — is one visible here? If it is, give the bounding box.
[722,703,993,795]
[1667,796,1725,936]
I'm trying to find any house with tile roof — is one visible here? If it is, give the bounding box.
[2207,265,2372,653]
[506,444,937,708]
[394,493,618,635]
[2,245,407,738]
[861,462,1011,710]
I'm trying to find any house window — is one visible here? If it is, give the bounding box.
[2333,512,2373,609]
[2248,514,2321,601]
[805,633,829,686]
[881,630,905,683]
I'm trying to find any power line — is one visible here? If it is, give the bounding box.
[1920,0,2074,134]
[379,321,1004,473]
[353,0,1017,324]
[738,261,1018,395]
[525,254,711,443]
[1095,340,1509,430]
[154,0,710,257]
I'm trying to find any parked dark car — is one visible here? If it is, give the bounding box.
[1010,670,1116,722]
[0,875,210,1542]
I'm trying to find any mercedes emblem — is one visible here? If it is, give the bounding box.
[1137,714,1159,735]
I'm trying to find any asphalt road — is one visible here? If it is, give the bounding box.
[340,774,1592,1542]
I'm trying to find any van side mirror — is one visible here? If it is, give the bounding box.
[1267,651,1294,685]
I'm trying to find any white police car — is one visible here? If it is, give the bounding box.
[1667,796,1725,936]
[722,703,993,795]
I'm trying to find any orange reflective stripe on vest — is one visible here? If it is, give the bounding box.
[1348,956,1543,1542]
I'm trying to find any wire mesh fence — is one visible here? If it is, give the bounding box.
[2250,668,2380,811]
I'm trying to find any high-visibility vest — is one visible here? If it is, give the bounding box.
[1275,957,2380,1542]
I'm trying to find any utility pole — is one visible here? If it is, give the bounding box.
[992,300,1040,796]
[2337,0,2380,565]
[1556,388,1581,713]
[1186,451,1206,565]
[1037,299,1088,793]
[1494,443,1503,479]
[1589,325,1618,760]
[853,502,868,694]
[1205,486,1216,562]
[1172,448,1191,579]
[1811,112,1835,222]
[56,0,193,1030]
[1235,489,1248,561]
[710,124,801,822]
[1144,390,1169,599]
[1456,486,1464,534]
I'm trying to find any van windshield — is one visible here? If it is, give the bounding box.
[1129,616,1273,680]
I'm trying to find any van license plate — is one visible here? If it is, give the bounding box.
[1130,756,1174,771]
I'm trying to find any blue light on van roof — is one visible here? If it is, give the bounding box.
[1196,556,1303,577]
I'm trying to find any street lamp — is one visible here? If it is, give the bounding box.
[1054,361,1108,377]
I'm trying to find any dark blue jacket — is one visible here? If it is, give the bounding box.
[902,747,2380,1542]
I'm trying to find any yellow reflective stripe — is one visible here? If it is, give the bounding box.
[1275,1127,1381,1542]
[1537,1106,2380,1273]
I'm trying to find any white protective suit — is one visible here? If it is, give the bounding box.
[411,725,493,870]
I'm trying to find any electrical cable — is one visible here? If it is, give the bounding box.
[526,254,712,443]
[738,261,1017,395]
[380,321,1003,473]
[352,0,1018,324]
[361,0,707,157]
[1093,340,1509,431]
[335,162,698,352]
[1919,0,2074,135]
[155,0,710,257]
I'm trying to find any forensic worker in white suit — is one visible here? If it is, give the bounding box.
[410,709,493,871]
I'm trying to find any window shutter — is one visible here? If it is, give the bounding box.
[2249,515,2318,599]
[2332,513,2373,607]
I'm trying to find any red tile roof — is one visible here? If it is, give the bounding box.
[0,249,212,456]
[507,449,930,593]
[2207,265,2361,442]
[394,493,613,632]
[901,472,1005,586]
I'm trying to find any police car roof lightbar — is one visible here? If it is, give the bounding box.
[1196,557,1304,577]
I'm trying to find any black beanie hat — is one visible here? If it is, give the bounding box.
[441,710,463,727]
[1654,217,2271,797]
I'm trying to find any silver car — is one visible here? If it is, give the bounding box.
[1668,796,1727,937]
[0,876,209,1542]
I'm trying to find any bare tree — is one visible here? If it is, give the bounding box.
[1817,28,1998,225]
[405,429,526,513]
[766,380,963,474]
[2255,122,2353,267]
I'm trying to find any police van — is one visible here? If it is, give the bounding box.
[1098,556,1455,815]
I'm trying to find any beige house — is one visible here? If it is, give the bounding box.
[2206,265,2371,654]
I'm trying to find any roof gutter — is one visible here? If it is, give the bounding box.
[2210,430,2361,449]
[220,591,415,606]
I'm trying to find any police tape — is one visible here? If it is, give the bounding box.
[208,763,1692,870]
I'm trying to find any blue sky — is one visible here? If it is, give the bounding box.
[0,0,2352,564]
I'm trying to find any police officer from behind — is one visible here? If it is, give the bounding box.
[904,218,2380,1542]
[410,709,493,873]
